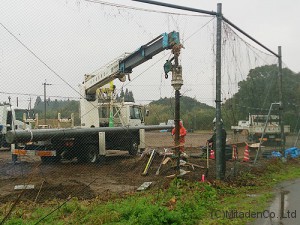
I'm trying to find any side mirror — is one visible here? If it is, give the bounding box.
[145,110,149,116]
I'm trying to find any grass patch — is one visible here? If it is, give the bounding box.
[1,158,300,225]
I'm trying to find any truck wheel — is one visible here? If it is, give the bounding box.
[129,139,139,156]
[78,145,99,163]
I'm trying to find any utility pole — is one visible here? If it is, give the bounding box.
[163,43,183,175]
[215,3,225,180]
[42,80,52,125]
[171,47,183,174]
[28,97,32,110]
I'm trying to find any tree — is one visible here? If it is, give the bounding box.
[128,90,135,102]
[147,96,215,130]
[223,65,300,129]
[34,96,42,108]
[116,88,125,102]
[124,88,129,102]
[117,88,135,102]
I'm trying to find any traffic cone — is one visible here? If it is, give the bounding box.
[243,145,250,162]
[201,174,205,182]
[232,145,238,160]
[209,149,215,159]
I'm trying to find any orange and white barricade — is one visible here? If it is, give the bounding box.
[242,145,250,162]
[232,145,238,160]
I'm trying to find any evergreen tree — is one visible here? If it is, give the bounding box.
[128,90,135,102]
[119,88,125,101]
[124,88,129,102]
[34,96,42,108]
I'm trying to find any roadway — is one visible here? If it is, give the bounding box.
[250,178,300,225]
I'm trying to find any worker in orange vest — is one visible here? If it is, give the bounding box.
[172,121,187,153]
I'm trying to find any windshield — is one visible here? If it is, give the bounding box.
[130,106,142,120]
[14,109,34,121]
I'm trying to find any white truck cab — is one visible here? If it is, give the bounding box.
[0,104,33,147]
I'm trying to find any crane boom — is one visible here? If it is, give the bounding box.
[84,31,180,96]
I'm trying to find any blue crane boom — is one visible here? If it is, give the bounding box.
[119,31,180,74]
[84,31,180,97]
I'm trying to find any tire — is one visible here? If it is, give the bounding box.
[0,134,3,148]
[128,138,139,156]
[78,145,99,163]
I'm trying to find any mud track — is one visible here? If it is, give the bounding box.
[0,131,274,203]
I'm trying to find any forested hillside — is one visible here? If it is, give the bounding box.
[33,96,81,125]
[145,96,215,130]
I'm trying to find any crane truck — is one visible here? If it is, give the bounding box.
[6,31,182,163]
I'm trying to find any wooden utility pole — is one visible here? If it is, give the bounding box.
[42,80,52,125]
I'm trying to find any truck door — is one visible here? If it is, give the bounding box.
[129,106,144,126]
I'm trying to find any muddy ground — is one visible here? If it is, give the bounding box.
[0,131,296,204]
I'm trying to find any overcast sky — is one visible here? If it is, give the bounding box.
[0,0,299,109]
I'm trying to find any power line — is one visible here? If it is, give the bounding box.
[0,91,80,100]
[0,23,82,99]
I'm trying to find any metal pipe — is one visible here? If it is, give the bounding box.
[132,0,217,16]
[133,0,278,58]
[174,89,180,173]
[222,16,279,57]
[278,46,285,151]
[294,129,300,147]
[254,103,280,163]
[5,125,174,144]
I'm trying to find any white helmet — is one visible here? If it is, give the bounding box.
[213,118,223,124]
